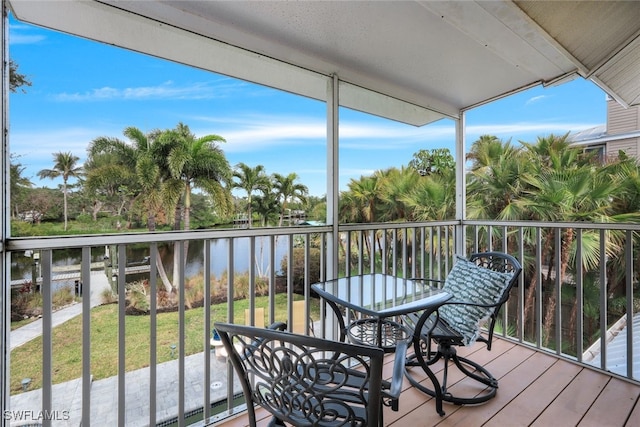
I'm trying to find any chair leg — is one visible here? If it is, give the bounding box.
[453,354,499,388]
[447,354,498,405]
[405,344,499,408]
[268,417,286,427]
[404,350,446,416]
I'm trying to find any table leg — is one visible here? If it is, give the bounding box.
[323,299,348,342]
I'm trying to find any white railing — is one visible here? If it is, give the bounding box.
[3,220,639,426]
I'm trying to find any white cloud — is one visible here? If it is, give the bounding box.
[10,126,119,184]
[525,95,549,106]
[466,122,600,141]
[10,34,46,45]
[191,116,326,152]
[195,115,456,152]
[9,23,46,45]
[53,80,249,102]
[9,116,603,191]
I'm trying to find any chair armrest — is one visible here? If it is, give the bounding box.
[382,339,408,411]
[268,321,287,331]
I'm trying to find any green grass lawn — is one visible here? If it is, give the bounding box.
[10,294,320,394]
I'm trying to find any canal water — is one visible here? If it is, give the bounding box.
[11,236,290,293]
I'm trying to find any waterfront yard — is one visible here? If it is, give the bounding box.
[10,293,319,394]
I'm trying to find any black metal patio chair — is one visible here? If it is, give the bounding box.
[214,321,406,427]
[403,251,522,415]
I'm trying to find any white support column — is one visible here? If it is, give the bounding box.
[324,75,340,342]
[326,75,339,280]
[455,112,466,257]
[1,0,9,420]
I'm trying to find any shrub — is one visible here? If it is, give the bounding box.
[232,272,270,300]
[125,281,150,313]
[52,286,76,307]
[185,278,204,309]
[101,288,116,304]
[280,247,321,294]
[75,213,93,224]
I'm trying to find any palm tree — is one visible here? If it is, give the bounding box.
[233,163,270,227]
[37,151,83,231]
[88,127,176,292]
[376,167,422,222]
[122,127,167,232]
[475,133,640,348]
[252,190,280,227]
[154,123,233,231]
[271,172,308,226]
[153,123,233,290]
[402,167,456,221]
[87,127,167,230]
[10,157,33,218]
[339,175,380,224]
[466,136,526,221]
[338,175,382,264]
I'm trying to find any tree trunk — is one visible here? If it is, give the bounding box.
[156,254,173,293]
[567,297,579,351]
[174,202,182,230]
[523,230,552,338]
[172,242,180,291]
[542,228,574,347]
[92,200,102,221]
[279,197,289,227]
[63,181,68,231]
[364,233,372,267]
[117,198,126,217]
[376,232,384,273]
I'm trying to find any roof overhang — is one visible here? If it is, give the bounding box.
[7,1,640,126]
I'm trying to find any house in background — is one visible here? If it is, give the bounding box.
[570,98,640,161]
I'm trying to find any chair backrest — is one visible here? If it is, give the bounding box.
[435,252,521,347]
[467,251,522,346]
[468,252,522,307]
[214,322,385,427]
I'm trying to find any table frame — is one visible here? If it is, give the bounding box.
[312,273,452,414]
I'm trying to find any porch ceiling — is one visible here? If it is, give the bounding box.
[8,1,640,125]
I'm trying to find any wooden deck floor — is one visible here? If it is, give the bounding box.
[213,338,640,426]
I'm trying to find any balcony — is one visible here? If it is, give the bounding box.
[214,338,640,427]
[5,2,640,426]
[6,220,640,426]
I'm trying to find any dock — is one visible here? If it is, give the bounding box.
[10,263,151,287]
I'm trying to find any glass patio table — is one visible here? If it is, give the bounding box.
[311,274,452,353]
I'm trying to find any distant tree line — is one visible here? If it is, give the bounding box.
[338,133,640,225]
[11,124,313,233]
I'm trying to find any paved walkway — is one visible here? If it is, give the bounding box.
[9,350,231,427]
[11,272,111,350]
[9,273,232,426]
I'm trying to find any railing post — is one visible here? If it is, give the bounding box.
[1,3,9,420]
[455,113,466,257]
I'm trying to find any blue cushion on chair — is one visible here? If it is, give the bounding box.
[439,257,513,345]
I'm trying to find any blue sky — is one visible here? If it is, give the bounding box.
[9,16,607,198]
